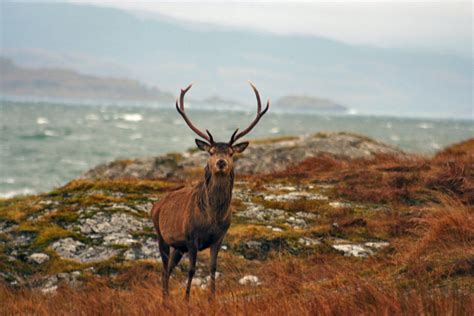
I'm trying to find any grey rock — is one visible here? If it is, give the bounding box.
[237,204,287,222]
[332,244,377,257]
[239,275,261,286]
[365,241,390,249]
[0,221,18,233]
[329,201,352,209]
[28,253,50,264]
[51,238,118,263]
[73,212,150,236]
[295,211,318,220]
[103,233,138,246]
[123,238,161,260]
[263,191,328,202]
[298,237,321,247]
[287,216,307,227]
[41,285,58,295]
[10,233,33,247]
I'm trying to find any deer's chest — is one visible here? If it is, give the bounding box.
[190,219,230,251]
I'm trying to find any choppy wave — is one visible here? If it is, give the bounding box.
[417,123,434,129]
[130,133,142,140]
[36,117,49,125]
[115,123,137,130]
[44,130,59,137]
[0,178,16,184]
[0,188,35,199]
[118,113,143,122]
[85,113,100,121]
[390,135,400,142]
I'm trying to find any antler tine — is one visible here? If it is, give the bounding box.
[229,82,270,144]
[175,83,213,143]
[229,128,239,145]
[249,81,261,113]
[206,129,214,144]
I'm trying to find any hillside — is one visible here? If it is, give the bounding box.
[1,134,472,314]
[274,95,347,113]
[0,58,174,102]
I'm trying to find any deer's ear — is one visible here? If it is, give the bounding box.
[232,141,249,153]
[195,139,211,152]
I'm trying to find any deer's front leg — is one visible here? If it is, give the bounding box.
[209,239,223,299]
[185,245,197,301]
[158,238,170,298]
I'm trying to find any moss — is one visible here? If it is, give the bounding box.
[165,152,184,162]
[49,208,80,225]
[250,135,299,145]
[44,255,85,275]
[0,195,44,221]
[110,159,135,168]
[312,131,377,144]
[56,179,178,195]
[35,225,74,249]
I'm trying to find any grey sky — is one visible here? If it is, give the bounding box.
[67,0,472,57]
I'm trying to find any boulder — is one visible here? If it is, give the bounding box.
[80,133,406,180]
[28,253,50,264]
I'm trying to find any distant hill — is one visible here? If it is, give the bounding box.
[275,95,347,113]
[2,2,471,118]
[0,58,174,102]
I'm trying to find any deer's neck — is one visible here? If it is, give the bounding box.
[200,165,234,218]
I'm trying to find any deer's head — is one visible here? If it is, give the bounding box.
[176,82,269,177]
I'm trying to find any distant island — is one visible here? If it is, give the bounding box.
[0,58,174,102]
[275,95,347,113]
[200,95,241,106]
[1,58,348,112]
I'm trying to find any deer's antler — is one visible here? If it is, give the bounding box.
[176,83,214,144]
[229,82,270,145]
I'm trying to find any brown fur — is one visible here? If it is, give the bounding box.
[151,142,241,301]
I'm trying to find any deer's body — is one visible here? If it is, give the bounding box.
[151,83,269,301]
[151,172,233,253]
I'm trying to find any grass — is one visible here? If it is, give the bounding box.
[0,138,473,315]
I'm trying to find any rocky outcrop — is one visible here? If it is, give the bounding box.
[80,132,406,180]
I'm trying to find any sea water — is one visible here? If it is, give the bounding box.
[1,101,472,197]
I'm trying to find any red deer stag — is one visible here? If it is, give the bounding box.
[151,82,269,300]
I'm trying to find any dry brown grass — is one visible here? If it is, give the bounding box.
[270,138,473,206]
[1,253,472,315]
[2,195,472,316]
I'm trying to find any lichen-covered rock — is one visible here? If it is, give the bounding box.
[331,241,390,257]
[298,237,321,247]
[51,238,119,263]
[123,238,161,260]
[72,212,151,236]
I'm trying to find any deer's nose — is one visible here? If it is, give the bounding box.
[216,159,227,170]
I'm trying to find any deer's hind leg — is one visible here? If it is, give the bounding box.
[168,248,183,275]
[158,237,170,297]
